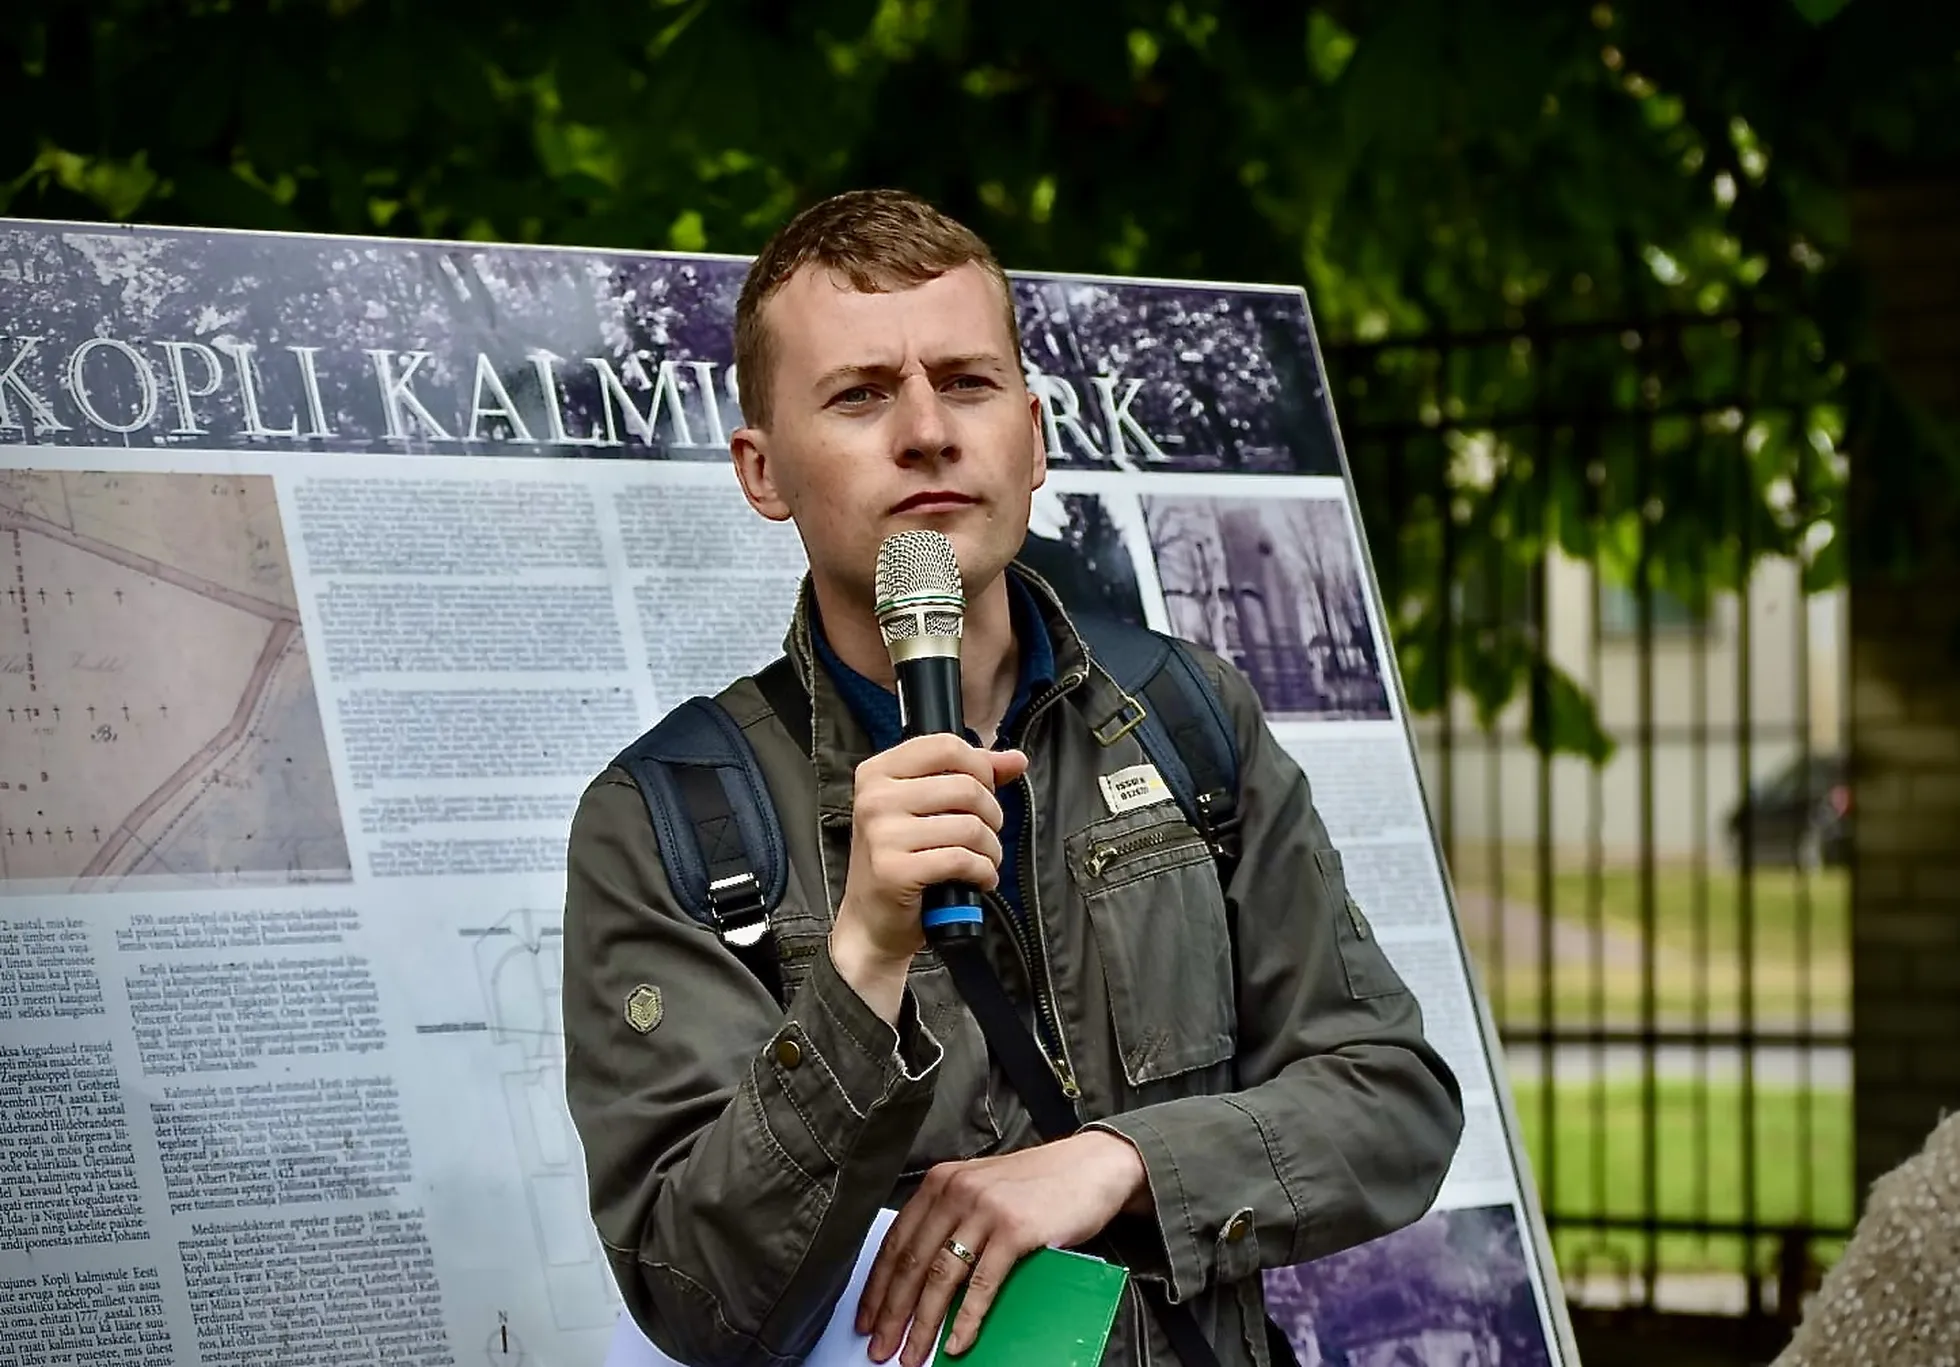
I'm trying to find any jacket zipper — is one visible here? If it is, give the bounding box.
[981,883,1073,1102]
[1003,667,1087,1103]
[1085,826,1206,880]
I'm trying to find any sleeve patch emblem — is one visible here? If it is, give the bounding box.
[624,984,664,1034]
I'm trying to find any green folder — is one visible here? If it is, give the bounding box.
[936,1247,1129,1366]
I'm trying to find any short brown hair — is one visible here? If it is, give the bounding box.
[733,188,1020,428]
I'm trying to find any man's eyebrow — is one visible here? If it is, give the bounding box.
[812,362,894,392]
[927,351,1012,373]
[811,352,1013,393]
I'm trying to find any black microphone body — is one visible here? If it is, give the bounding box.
[894,652,987,946]
[875,529,987,950]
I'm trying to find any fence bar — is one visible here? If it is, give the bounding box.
[1736,317,1763,1317]
[1585,412,1609,1272]
[1534,408,1559,1227]
[1792,408,1819,1245]
[1635,337,1661,1307]
[1689,414,1715,1266]
[1499,1027,1849,1049]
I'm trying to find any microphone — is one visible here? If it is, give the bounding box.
[874,529,986,947]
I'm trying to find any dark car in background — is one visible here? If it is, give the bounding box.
[1727,753,1851,868]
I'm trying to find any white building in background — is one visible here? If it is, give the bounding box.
[1404,551,1847,861]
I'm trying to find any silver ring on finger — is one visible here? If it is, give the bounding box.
[942,1236,978,1270]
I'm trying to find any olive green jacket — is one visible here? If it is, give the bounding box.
[562,567,1463,1367]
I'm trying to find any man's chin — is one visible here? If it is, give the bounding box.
[947,531,1027,601]
[811,511,1025,599]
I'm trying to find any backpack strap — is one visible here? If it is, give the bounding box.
[1073,614,1244,886]
[754,656,813,759]
[611,683,795,1003]
[1070,618,1301,1367]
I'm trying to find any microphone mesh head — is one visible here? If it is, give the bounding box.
[874,531,965,645]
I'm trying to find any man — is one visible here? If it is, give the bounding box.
[562,188,1463,1367]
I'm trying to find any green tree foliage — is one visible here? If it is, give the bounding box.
[4,0,1955,754]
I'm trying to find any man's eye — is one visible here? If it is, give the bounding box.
[947,375,992,391]
[834,386,878,405]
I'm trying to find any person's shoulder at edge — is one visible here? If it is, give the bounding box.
[1772,1111,1960,1366]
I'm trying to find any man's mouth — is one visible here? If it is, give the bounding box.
[890,491,978,514]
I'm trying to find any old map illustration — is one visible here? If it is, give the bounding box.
[0,470,351,891]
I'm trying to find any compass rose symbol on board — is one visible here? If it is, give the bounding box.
[485,1314,529,1366]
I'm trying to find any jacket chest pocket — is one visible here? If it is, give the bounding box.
[1067,805,1236,1088]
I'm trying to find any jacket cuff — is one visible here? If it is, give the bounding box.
[769,943,942,1136]
[1084,1113,1202,1302]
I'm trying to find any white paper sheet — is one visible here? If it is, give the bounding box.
[604,1208,938,1367]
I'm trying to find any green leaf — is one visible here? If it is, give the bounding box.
[1530,664,1617,765]
[1789,0,1854,24]
[1306,10,1356,84]
[667,208,708,251]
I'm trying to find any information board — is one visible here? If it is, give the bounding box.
[0,219,1577,1367]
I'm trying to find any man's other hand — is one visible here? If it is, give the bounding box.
[856,1130,1149,1364]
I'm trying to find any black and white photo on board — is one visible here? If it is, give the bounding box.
[1142,494,1392,722]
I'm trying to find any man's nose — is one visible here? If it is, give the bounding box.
[892,374,954,463]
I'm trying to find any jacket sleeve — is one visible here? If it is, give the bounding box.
[562,770,942,1366]
[1089,657,1465,1305]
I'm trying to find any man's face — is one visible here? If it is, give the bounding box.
[731,262,1045,610]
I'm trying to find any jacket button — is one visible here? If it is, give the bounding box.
[774,1036,803,1069]
[1223,1213,1252,1243]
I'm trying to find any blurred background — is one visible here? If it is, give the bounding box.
[6,1,1955,1361]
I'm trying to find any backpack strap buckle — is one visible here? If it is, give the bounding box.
[1195,789,1243,865]
[706,871,770,946]
[1072,612,1244,889]
[1092,692,1148,747]
[612,689,795,1002]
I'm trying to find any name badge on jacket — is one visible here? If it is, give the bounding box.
[1098,763,1173,815]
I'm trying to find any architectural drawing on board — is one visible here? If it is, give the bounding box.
[0,469,351,892]
[474,906,619,1332]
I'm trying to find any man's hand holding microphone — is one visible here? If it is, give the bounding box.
[828,732,1026,1027]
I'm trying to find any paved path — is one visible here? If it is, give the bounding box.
[1502,1040,1852,1089]
[1452,890,1673,973]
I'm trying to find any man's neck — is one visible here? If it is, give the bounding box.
[811,570,1022,747]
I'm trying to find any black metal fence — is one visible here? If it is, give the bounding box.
[1322,311,1851,1331]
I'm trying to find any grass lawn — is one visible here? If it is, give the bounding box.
[1507,1077,1853,1278]
[1450,849,1848,1029]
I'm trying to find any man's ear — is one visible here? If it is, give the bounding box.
[1027,388,1048,491]
[731,427,793,522]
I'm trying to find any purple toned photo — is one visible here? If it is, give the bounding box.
[1015,277,1338,475]
[1263,1204,1554,1367]
[1143,494,1391,721]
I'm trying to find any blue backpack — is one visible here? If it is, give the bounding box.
[610,613,1245,1001]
